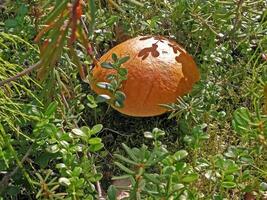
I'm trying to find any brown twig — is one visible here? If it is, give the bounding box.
[0,61,42,87]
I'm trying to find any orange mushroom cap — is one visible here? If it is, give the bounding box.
[90,35,200,117]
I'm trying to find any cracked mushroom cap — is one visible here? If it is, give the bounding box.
[90,35,200,117]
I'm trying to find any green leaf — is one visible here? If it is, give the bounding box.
[96,94,111,103]
[84,195,94,200]
[89,143,104,152]
[56,163,66,169]
[224,162,239,174]
[171,184,184,192]
[122,143,138,162]
[144,131,153,139]
[115,91,126,102]
[72,167,82,177]
[199,133,210,140]
[114,162,135,174]
[89,173,103,182]
[143,173,160,184]
[221,181,236,188]
[5,19,18,28]
[36,152,56,168]
[148,152,169,166]
[6,186,20,196]
[91,124,103,135]
[44,101,58,118]
[260,182,267,191]
[110,79,119,88]
[106,15,119,26]
[152,128,165,138]
[118,56,130,65]
[145,150,157,165]
[163,166,176,175]
[88,0,96,36]
[112,53,118,62]
[59,177,70,186]
[173,150,188,161]
[81,126,91,136]
[101,62,113,69]
[88,137,102,144]
[114,100,124,108]
[96,82,113,90]
[46,145,59,153]
[183,135,193,144]
[107,74,116,81]
[175,162,187,171]
[87,94,98,108]
[112,175,132,181]
[118,68,128,76]
[17,4,28,16]
[107,185,117,200]
[232,107,251,134]
[114,154,139,166]
[224,175,234,181]
[72,128,86,137]
[181,173,198,183]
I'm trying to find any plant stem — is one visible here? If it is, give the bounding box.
[0,61,41,87]
[230,0,244,37]
[87,152,106,200]
[190,12,219,36]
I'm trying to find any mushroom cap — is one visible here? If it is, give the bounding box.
[90,35,200,117]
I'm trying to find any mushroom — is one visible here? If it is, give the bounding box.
[90,35,200,117]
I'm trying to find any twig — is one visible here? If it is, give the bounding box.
[190,12,220,36]
[127,0,144,7]
[230,0,244,36]
[87,152,106,200]
[96,176,106,200]
[102,128,134,137]
[107,0,125,13]
[81,17,89,36]
[80,17,99,67]
[0,61,42,87]
[0,146,33,194]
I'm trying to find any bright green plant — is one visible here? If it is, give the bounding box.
[96,53,129,108]
[109,128,199,199]
[0,101,105,199]
[233,107,267,141]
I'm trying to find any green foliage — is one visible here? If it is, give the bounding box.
[0,101,104,199]
[96,53,129,108]
[233,107,267,139]
[111,129,199,199]
[0,33,40,134]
